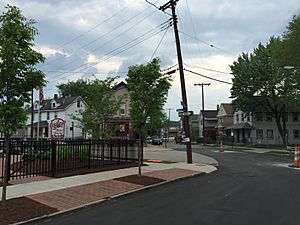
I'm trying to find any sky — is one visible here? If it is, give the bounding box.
[0,0,299,120]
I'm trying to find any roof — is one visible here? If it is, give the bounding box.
[221,103,233,116]
[30,96,83,112]
[225,122,253,130]
[200,110,217,118]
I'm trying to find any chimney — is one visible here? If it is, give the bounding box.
[54,94,58,99]
[217,104,220,111]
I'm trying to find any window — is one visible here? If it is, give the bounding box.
[256,129,263,139]
[54,112,57,118]
[120,103,126,116]
[267,129,273,140]
[241,114,244,122]
[47,112,50,120]
[77,100,81,108]
[266,113,273,122]
[236,114,239,123]
[52,102,56,108]
[219,117,224,123]
[293,129,300,139]
[292,113,299,122]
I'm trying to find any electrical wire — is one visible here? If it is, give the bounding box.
[41,2,157,68]
[149,25,170,62]
[183,62,232,75]
[51,9,158,71]
[179,30,237,57]
[48,22,171,83]
[184,68,233,85]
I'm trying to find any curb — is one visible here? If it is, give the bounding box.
[16,168,217,225]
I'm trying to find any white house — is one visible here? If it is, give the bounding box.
[26,95,87,139]
[229,110,300,145]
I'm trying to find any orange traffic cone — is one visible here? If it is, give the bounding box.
[294,145,300,168]
[220,140,224,152]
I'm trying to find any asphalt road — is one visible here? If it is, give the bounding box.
[39,145,300,225]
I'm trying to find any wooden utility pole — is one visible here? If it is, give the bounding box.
[160,0,193,163]
[194,83,210,137]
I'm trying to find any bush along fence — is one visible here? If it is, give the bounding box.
[0,139,140,180]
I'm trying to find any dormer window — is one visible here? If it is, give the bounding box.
[77,100,81,108]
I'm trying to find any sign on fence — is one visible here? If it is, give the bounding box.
[50,118,65,140]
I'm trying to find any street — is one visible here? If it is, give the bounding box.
[39,145,300,225]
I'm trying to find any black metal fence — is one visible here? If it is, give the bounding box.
[0,139,140,180]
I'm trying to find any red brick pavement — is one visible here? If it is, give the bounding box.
[144,168,199,180]
[28,180,143,211]
[26,168,199,212]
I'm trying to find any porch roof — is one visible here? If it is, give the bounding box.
[225,122,253,130]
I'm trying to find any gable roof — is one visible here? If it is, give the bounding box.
[220,103,233,116]
[30,96,84,112]
[200,110,217,118]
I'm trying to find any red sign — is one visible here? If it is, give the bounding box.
[50,118,65,140]
[120,123,126,132]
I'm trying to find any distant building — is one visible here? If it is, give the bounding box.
[216,103,234,137]
[229,109,300,145]
[199,110,218,140]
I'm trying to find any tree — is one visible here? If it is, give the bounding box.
[230,16,300,146]
[126,58,171,174]
[57,78,90,101]
[71,77,125,139]
[0,5,46,204]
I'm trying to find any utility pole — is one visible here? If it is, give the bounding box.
[194,83,210,138]
[165,108,173,142]
[160,0,193,163]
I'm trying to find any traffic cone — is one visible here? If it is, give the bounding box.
[220,140,224,152]
[294,145,300,168]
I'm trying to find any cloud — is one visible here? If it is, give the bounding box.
[1,0,299,120]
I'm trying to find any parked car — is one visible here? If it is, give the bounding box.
[146,136,152,144]
[151,137,162,145]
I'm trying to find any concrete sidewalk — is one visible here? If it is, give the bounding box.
[0,148,217,224]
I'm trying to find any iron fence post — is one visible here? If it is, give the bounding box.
[110,139,113,161]
[7,140,11,181]
[51,140,57,177]
[118,139,121,165]
[88,139,91,169]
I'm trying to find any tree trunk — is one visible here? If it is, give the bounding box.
[1,135,10,205]
[274,109,287,146]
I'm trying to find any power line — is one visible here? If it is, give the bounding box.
[183,62,232,75]
[64,21,170,76]
[44,0,138,52]
[51,8,158,71]
[149,25,170,61]
[41,3,157,68]
[179,30,237,57]
[48,22,171,83]
[184,68,233,85]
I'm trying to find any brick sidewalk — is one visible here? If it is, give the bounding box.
[27,168,198,211]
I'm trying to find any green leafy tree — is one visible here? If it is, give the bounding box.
[72,77,126,139]
[230,19,300,146]
[126,58,171,136]
[57,78,90,101]
[0,5,46,203]
[126,58,171,174]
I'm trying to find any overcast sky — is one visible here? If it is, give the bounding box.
[1,0,299,120]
